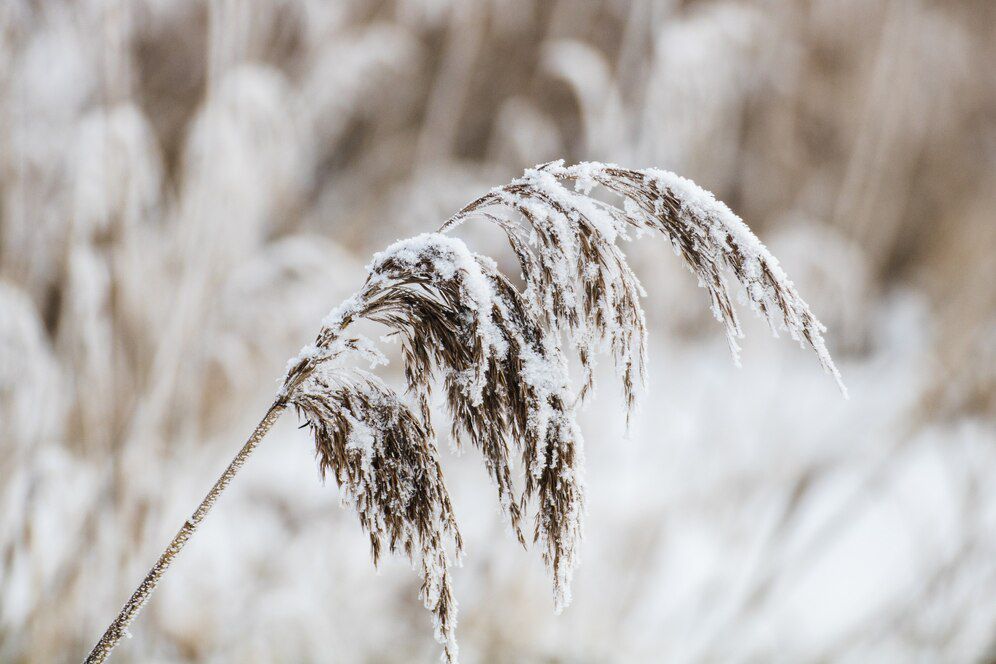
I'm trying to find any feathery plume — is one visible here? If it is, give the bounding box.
[87,162,844,664]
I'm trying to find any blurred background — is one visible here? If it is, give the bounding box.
[1,0,994,661]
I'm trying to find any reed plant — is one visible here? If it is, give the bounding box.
[85,161,843,663]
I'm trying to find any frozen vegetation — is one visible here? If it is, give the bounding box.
[1,0,994,662]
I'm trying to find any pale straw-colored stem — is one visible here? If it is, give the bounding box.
[84,400,288,664]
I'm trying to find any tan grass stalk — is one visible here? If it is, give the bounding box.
[85,161,844,664]
[84,402,286,663]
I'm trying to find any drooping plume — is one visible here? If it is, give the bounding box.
[279,161,845,662]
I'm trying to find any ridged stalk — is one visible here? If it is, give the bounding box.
[84,401,287,664]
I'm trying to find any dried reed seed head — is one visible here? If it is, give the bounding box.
[290,368,462,662]
[280,161,845,662]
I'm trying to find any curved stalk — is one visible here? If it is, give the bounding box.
[84,401,288,664]
[83,161,844,664]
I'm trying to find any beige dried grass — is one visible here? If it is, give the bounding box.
[85,161,842,663]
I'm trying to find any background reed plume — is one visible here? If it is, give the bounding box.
[87,161,842,663]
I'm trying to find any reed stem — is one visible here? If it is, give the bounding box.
[84,400,288,664]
